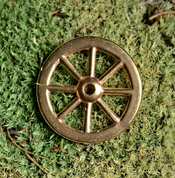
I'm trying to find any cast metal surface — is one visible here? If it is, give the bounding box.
[37,36,142,143]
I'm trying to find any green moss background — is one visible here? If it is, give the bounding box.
[0,0,175,177]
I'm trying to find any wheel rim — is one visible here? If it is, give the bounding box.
[37,36,142,143]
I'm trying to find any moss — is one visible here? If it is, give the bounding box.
[0,0,175,177]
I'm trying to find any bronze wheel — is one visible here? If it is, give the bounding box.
[37,36,142,143]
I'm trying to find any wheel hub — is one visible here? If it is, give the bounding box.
[77,77,103,103]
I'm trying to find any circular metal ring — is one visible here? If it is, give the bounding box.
[37,36,142,143]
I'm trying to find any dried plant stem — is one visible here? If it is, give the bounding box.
[149,11,175,20]
[56,0,66,5]
[130,30,145,44]
[51,9,60,15]
[151,18,160,27]
[151,19,160,27]
[157,3,163,10]
[11,58,16,64]
[79,21,96,34]
[7,129,55,163]
[71,155,88,165]
[25,152,48,174]
[151,3,163,27]
[19,128,28,133]
[12,169,21,178]
[79,18,102,34]
[151,14,167,27]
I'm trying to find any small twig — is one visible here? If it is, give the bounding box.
[71,155,88,165]
[9,128,28,135]
[19,128,28,133]
[7,129,55,163]
[151,3,162,27]
[77,151,83,155]
[79,18,102,34]
[130,30,145,44]
[51,9,60,15]
[12,169,20,178]
[51,10,67,17]
[9,130,20,135]
[149,11,175,20]
[151,18,160,27]
[156,3,163,10]
[93,27,99,32]
[79,21,96,34]
[151,14,167,27]
[11,58,16,64]
[55,13,67,18]
[25,152,48,174]
[56,0,66,5]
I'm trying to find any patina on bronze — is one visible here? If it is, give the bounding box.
[37,36,142,143]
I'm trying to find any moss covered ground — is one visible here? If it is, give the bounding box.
[0,0,175,177]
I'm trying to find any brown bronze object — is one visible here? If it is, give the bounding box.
[37,36,142,143]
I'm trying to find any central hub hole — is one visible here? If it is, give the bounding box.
[85,84,95,95]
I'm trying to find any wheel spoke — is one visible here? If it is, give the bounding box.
[48,85,77,93]
[88,47,97,77]
[83,102,92,133]
[61,56,83,81]
[103,88,133,96]
[99,62,124,84]
[96,98,120,123]
[58,97,81,121]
